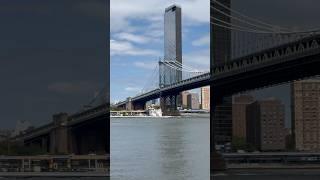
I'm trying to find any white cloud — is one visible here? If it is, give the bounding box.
[192,33,210,47]
[125,86,141,92]
[110,0,209,59]
[114,32,151,44]
[110,39,160,56]
[110,0,209,32]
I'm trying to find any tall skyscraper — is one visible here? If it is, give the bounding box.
[246,99,286,151]
[232,95,254,139]
[292,79,320,151]
[160,5,182,115]
[162,4,182,85]
[201,86,210,110]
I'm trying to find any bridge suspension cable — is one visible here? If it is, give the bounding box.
[170,60,205,72]
[211,6,288,33]
[211,16,278,34]
[211,0,320,34]
[141,63,159,93]
[164,61,196,72]
[162,60,203,73]
[212,0,293,32]
[162,57,208,74]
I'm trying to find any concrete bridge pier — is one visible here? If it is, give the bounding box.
[50,113,70,154]
[125,97,133,110]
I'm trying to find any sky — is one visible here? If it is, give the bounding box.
[0,0,108,129]
[110,0,210,103]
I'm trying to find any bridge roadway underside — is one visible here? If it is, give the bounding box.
[131,101,146,110]
[24,113,109,155]
[69,113,109,155]
[120,78,210,111]
[210,52,320,171]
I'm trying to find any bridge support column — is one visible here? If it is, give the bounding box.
[125,97,133,110]
[49,113,70,154]
[160,94,180,116]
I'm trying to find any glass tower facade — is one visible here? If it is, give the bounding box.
[162,5,182,86]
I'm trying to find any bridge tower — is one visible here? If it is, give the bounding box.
[160,5,182,116]
[211,0,231,65]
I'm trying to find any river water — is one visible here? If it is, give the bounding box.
[111,116,210,180]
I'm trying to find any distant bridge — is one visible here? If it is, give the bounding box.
[12,103,109,155]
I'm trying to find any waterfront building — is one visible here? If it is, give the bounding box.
[201,86,210,110]
[181,91,190,109]
[246,98,286,151]
[291,79,320,151]
[232,94,254,139]
[187,93,200,110]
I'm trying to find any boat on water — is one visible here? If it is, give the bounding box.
[148,108,162,117]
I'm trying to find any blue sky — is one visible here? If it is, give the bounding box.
[110,0,209,103]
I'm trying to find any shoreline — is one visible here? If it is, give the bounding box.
[111,113,210,118]
[110,116,173,118]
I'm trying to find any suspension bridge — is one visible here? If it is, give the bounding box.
[115,0,320,117]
